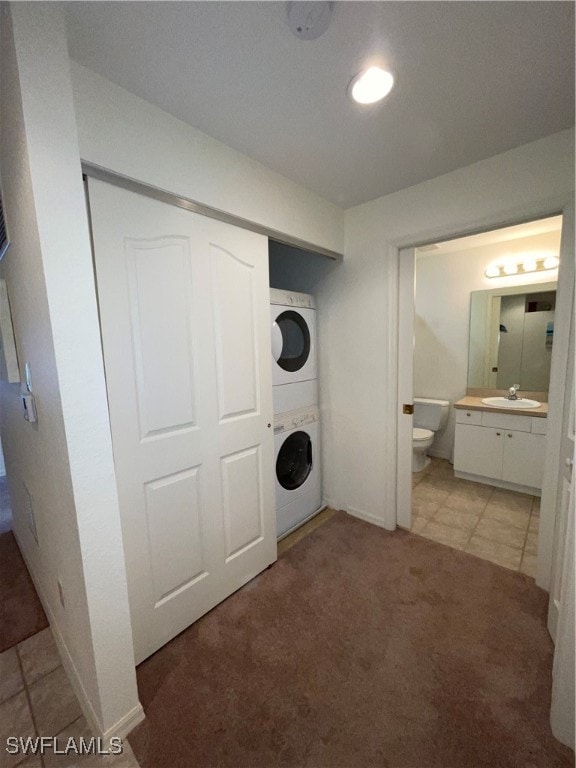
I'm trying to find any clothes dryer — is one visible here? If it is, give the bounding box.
[274,406,322,538]
[271,288,318,414]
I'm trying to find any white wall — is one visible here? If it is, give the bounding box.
[70,63,344,255]
[317,129,574,524]
[0,4,141,738]
[413,230,560,461]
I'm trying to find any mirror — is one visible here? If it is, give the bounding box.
[468,281,556,391]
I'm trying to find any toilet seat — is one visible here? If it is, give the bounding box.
[413,427,434,441]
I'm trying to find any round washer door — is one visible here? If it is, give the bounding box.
[276,430,312,490]
[273,310,311,372]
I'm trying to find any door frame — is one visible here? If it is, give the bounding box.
[389,194,573,594]
[396,247,415,529]
[538,198,574,592]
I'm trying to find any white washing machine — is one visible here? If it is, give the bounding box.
[274,406,322,538]
[270,288,318,414]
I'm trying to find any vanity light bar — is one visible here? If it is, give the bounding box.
[485,256,559,279]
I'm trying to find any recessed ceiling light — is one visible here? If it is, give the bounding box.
[349,66,394,105]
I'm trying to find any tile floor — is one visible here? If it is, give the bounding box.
[411,457,539,575]
[0,627,139,768]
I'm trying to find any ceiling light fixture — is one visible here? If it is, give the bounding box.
[485,254,560,279]
[349,66,394,105]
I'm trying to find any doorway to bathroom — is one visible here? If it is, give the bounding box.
[394,204,573,595]
[406,216,562,576]
[393,200,575,747]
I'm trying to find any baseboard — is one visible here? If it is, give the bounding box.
[428,449,453,462]
[11,528,145,741]
[346,505,395,531]
[102,703,146,742]
[454,471,541,497]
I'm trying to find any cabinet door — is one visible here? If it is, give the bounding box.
[502,431,546,489]
[454,424,504,479]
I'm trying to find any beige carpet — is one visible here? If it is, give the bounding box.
[130,512,572,768]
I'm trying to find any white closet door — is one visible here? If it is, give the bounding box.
[88,179,276,663]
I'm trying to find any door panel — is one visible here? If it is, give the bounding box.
[88,178,276,663]
[221,446,263,560]
[127,237,198,437]
[211,244,259,421]
[145,466,205,605]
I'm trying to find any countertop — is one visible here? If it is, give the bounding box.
[454,396,548,418]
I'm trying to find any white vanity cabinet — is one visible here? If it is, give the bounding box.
[454,408,547,493]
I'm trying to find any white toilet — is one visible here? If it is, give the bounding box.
[412,397,450,472]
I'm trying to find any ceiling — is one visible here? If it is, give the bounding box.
[417,215,563,257]
[64,2,574,209]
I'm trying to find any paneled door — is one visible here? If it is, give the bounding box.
[548,286,574,748]
[547,289,574,639]
[88,179,276,663]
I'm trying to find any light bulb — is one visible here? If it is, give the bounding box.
[503,263,518,275]
[349,67,394,105]
[485,265,500,278]
[543,256,559,270]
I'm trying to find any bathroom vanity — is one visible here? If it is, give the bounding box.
[453,395,548,495]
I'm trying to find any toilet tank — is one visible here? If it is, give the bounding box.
[413,397,450,431]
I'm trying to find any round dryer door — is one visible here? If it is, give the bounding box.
[272,310,311,372]
[276,430,313,490]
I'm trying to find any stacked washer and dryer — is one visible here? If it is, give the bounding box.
[270,289,323,538]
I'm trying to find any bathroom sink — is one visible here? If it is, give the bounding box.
[481,397,541,409]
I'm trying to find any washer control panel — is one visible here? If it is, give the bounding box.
[270,288,316,309]
[274,406,319,434]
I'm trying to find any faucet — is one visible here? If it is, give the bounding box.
[507,384,521,400]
